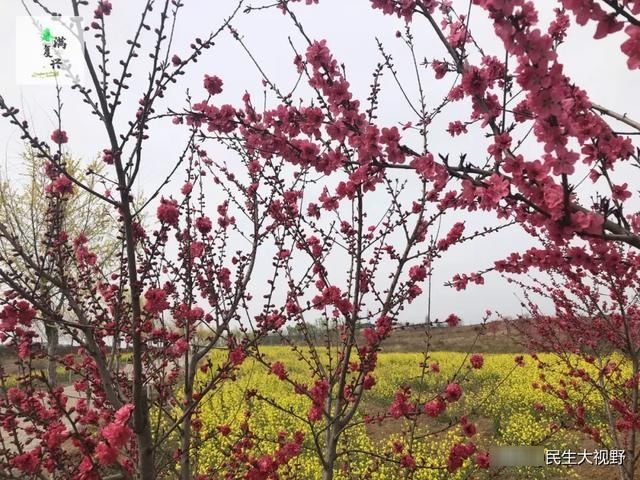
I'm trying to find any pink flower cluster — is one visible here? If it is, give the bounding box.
[95,404,134,467]
[446,442,477,473]
[307,379,329,422]
[389,387,417,419]
[558,0,640,68]
[157,197,180,226]
[94,0,113,19]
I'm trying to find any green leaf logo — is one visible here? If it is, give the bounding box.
[41,28,53,43]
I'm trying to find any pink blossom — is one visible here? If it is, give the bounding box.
[410,153,436,180]
[470,354,484,369]
[444,383,462,402]
[98,1,112,16]
[389,388,415,419]
[461,66,488,96]
[144,288,169,314]
[612,183,632,202]
[102,149,115,164]
[307,405,323,422]
[190,241,204,258]
[181,182,193,195]
[52,175,74,196]
[594,14,623,39]
[447,120,467,136]
[305,40,332,68]
[622,26,640,69]
[51,129,68,145]
[101,421,133,448]
[481,174,509,207]
[217,267,232,289]
[78,456,94,475]
[475,451,490,468]
[543,183,564,210]
[157,198,180,226]
[195,216,213,234]
[270,362,287,380]
[409,265,427,282]
[460,416,477,437]
[362,374,376,390]
[446,313,460,327]
[204,74,224,96]
[424,397,446,417]
[431,60,449,79]
[95,442,118,465]
[400,454,417,470]
[11,448,41,474]
[114,403,134,423]
[447,442,476,473]
[229,346,245,365]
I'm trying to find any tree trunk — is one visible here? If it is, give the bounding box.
[45,323,58,386]
[322,425,338,480]
[180,364,194,480]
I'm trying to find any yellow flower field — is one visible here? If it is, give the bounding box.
[189,347,617,479]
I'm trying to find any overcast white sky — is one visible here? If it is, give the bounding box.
[0,1,637,325]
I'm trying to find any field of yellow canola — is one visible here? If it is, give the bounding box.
[192,348,614,479]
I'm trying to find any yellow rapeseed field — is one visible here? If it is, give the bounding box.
[189,347,617,479]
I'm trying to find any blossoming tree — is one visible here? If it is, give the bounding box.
[1,0,639,479]
[0,1,278,479]
[259,1,640,479]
